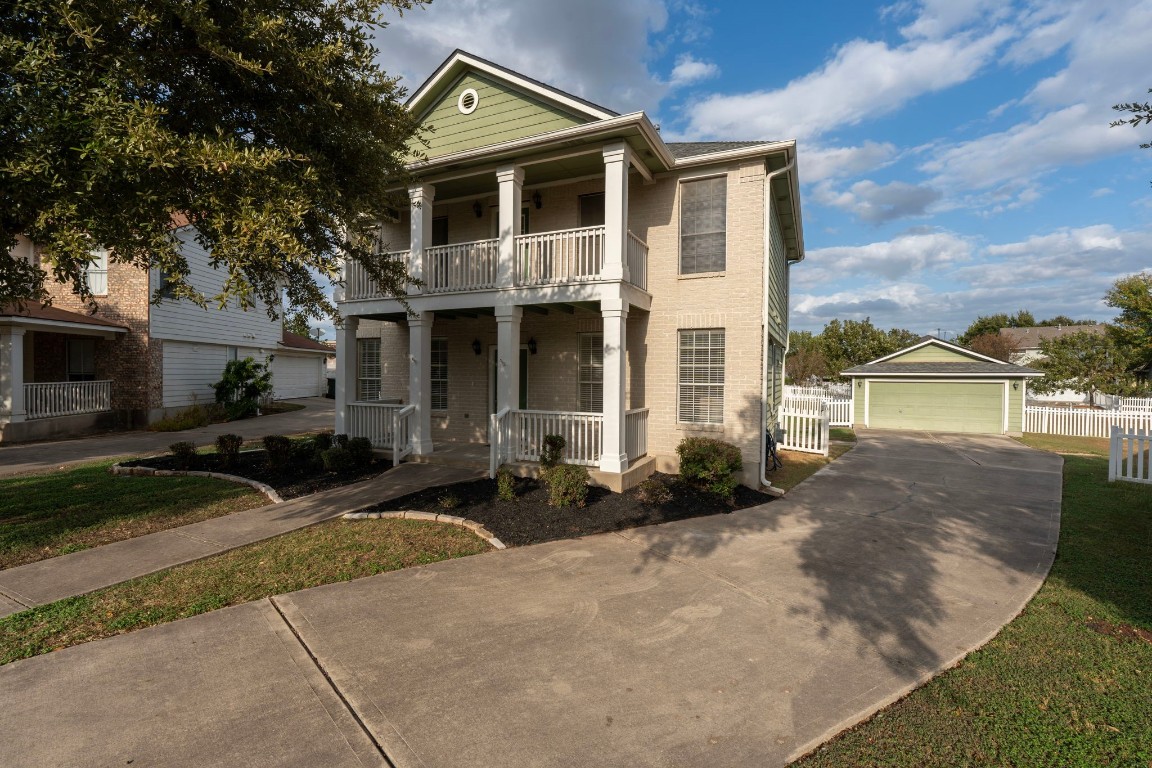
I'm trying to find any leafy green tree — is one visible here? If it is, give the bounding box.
[283,310,314,339]
[1031,331,1132,406]
[819,318,918,376]
[1,0,419,317]
[1105,271,1152,372]
[958,310,1036,345]
[213,357,274,420]
[785,330,830,384]
[967,332,1017,362]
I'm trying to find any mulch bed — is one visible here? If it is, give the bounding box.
[363,472,776,547]
[121,450,392,500]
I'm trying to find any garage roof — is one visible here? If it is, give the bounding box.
[841,336,1042,377]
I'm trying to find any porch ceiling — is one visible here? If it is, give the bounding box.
[362,300,605,324]
[425,150,610,202]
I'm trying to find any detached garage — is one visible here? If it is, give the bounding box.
[842,337,1041,435]
[273,331,333,400]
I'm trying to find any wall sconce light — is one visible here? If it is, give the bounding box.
[471,339,482,355]
[472,200,483,218]
[856,379,863,388]
[1012,380,1019,391]
[532,191,543,210]
[527,337,538,355]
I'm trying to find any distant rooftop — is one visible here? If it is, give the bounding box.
[999,325,1105,348]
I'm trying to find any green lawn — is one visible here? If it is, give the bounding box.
[0,518,490,665]
[0,461,266,569]
[794,435,1152,767]
[829,427,857,442]
[768,442,854,493]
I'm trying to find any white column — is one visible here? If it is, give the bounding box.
[600,297,628,473]
[0,328,27,423]
[496,165,523,287]
[408,183,435,294]
[408,311,434,455]
[602,142,631,282]
[495,305,522,414]
[334,315,358,434]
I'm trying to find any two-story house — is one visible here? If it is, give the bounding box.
[334,51,804,490]
[1,228,331,443]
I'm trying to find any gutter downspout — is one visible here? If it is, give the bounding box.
[762,155,797,490]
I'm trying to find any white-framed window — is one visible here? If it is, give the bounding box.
[67,338,97,382]
[678,329,725,424]
[679,176,727,274]
[431,337,448,411]
[85,249,108,296]
[226,346,238,363]
[578,333,603,412]
[357,338,381,401]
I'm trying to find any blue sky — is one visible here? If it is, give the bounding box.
[365,0,1152,339]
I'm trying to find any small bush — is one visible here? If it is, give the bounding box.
[347,437,374,465]
[213,357,273,421]
[545,463,589,508]
[262,435,293,469]
[215,434,243,470]
[496,468,517,501]
[635,477,673,505]
[677,437,743,500]
[169,441,198,471]
[320,437,373,473]
[320,446,354,473]
[540,434,566,469]
[332,433,350,450]
[149,403,224,432]
[312,432,333,453]
[438,492,461,510]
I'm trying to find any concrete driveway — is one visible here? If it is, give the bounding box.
[0,397,334,477]
[0,430,1063,767]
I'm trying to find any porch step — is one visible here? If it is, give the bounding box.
[405,442,491,471]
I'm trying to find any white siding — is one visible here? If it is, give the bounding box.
[149,227,282,349]
[162,341,266,408]
[273,353,325,399]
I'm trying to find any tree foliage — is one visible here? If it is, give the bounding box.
[283,310,314,339]
[1105,271,1152,372]
[1,0,421,318]
[213,357,274,420]
[958,310,1096,345]
[1031,331,1132,405]
[1111,90,1152,150]
[818,318,919,377]
[967,333,1017,362]
[785,330,830,384]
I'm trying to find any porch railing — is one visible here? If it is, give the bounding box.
[489,407,512,478]
[345,252,408,301]
[627,231,648,291]
[515,410,603,466]
[348,401,415,465]
[425,239,498,293]
[515,226,604,286]
[625,407,649,460]
[24,381,112,420]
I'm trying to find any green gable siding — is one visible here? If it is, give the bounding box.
[767,197,789,345]
[412,72,589,160]
[890,344,986,363]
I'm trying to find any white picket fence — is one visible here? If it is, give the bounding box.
[780,398,830,456]
[347,402,415,466]
[1115,397,1152,414]
[782,394,850,427]
[1109,426,1152,485]
[1025,407,1152,438]
[785,384,851,399]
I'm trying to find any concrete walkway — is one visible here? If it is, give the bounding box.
[0,462,485,618]
[0,431,1063,767]
[0,397,335,477]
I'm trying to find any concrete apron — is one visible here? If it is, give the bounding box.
[0,432,1063,767]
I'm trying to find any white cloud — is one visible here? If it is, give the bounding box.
[1092,187,1115,198]
[896,0,1010,40]
[668,54,719,87]
[803,231,972,281]
[814,179,943,224]
[801,142,899,183]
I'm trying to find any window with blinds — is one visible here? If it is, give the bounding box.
[357,338,381,401]
[578,333,603,412]
[431,337,448,411]
[678,329,725,424]
[679,176,727,274]
[85,249,108,296]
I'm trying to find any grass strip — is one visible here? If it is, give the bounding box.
[0,518,490,665]
[0,461,265,569]
[795,441,1152,767]
[769,443,854,493]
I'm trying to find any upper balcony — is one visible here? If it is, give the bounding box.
[344,225,648,302]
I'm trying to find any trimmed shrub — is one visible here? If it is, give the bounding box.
[496,467,517,501]
[169,441,198,471]
[262,435,293,469]
[311,432,333,453]
[676,437,743,500]
[438,492,461,510]
[635,477,673,505]
[320,436,373,473]
[540,434,566,469]
[545,463,590,508]
[347,437,373,465]
[332,433,350,450]
[215,434,243,470]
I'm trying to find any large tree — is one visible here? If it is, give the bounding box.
[785,330,830,384]
[1105,271,1152,372]
[1031,331,1133,406]
[819,318,919,377]
[967,332,1017,362]
[1,0,420,319]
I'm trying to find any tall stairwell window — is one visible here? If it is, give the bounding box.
[431,338,448,411]
[85,249,108,296]
[679,176,727,274]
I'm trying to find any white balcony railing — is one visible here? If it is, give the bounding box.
[24,380,112,420]
[425,239,498,293]
[625,407,649,460]
[345,252,408,301]
[626,231,648,291]
[515,410,603,466]
[348,401,415,465]
[515,226,604,286]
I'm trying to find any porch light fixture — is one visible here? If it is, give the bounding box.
[472,200,483,218]
[528,337,538,355]
[1013,380,1020,391]
[471,339,482,355]
[856,379,862,388]
[532,191,543,210]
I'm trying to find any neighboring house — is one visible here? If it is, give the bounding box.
[334,50,804,489]
[1,230,327,443]
[842,337,1042,435]
[999,324,1108,405]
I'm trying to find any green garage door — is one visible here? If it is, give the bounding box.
[868,381,1004,433]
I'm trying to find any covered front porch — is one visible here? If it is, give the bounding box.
[1,305,127,443]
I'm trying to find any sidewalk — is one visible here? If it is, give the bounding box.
[0,462,484,619]
[0,398,335,477]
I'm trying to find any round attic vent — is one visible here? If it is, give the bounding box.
[457,88,479,115]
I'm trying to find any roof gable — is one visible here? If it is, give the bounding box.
[872,336,1006,366]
